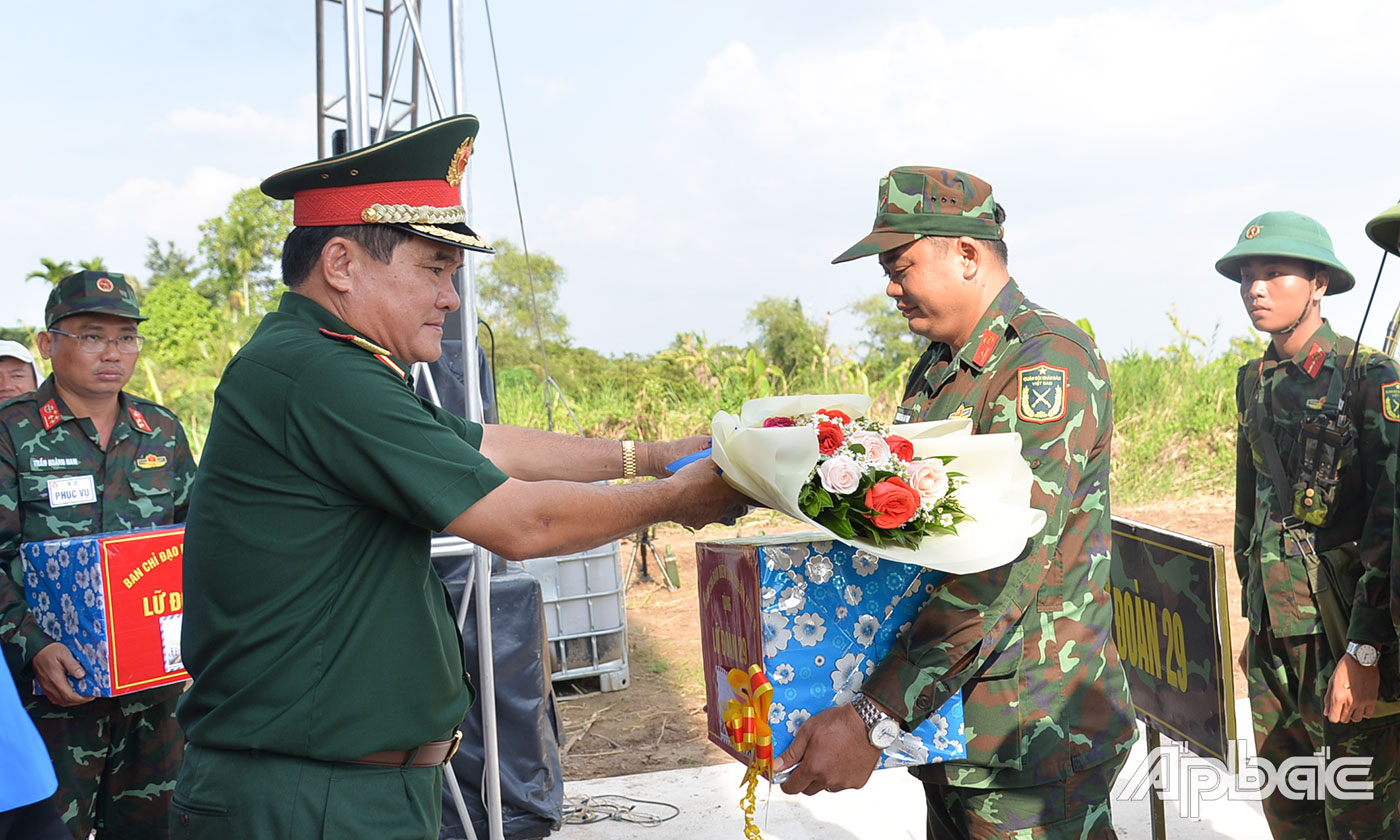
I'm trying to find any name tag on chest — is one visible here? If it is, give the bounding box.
[47,475,97,508]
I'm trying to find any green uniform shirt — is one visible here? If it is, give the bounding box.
[0,378,196,715]
[1234,321,1399,644]
[177,292,509,762]
[862,279,1136,788]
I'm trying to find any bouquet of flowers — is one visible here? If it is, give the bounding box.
[711,394,1045,574]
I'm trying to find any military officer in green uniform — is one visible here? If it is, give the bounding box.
[0,271,197,839]
[773,167,1136,839]
[1222,210,1400,839]
[171,115,750,840]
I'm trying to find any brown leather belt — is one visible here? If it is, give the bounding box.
[346,730,462,768]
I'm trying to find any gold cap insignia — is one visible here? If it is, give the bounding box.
[1245,225,1261,240]
[447,137,474,187]
[96,277,114,292]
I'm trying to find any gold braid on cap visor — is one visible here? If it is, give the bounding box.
[405,223,490,249]
[360,203,467,225]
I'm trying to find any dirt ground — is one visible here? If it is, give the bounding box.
[555,496,1242,781]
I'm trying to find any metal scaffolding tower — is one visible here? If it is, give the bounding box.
[314,3,499,838]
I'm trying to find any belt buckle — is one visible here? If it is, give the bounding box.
[443,730,463,765]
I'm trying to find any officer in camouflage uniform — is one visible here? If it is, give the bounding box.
[1364,201,1400,642]
[0,271,196,839]
[1223,211,1400,840]
[774,166,1136,839]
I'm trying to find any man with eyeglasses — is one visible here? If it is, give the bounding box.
[0,270,196,839]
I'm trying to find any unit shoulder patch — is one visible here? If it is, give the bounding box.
[1383,381,1400,423]
[1016,363,1067,424]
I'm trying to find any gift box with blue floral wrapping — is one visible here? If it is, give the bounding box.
[697,533,965,771]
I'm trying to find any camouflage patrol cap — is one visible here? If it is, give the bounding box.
[1215,211,1354,295]
[832,166,1003,264]
[1365,200,1400,257]
[260,114,492,255]
[45,271,146,328]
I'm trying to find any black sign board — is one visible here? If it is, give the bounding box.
[1110,516,1236,761]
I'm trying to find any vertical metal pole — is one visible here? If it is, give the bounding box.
[449,6,501,839]
[315,0,327,159]
[343,0,369,150]
[1147,727,1167,840]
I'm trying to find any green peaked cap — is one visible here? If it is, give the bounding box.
[45,270,146,328]
[833,166,1003,264]
[1366,200,1400,257]
[261,114,492,254]
[1215,210,1354,295]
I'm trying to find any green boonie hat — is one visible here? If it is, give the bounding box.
[1366,200,1400,257]
[832,166,1003,264]
[1215,210,1354,295]
[260,114,493,255]
[45,271,146,328]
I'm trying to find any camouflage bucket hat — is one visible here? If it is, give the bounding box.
[1366,200,1400,257]
[832,166,1003,264]
[45,271,146,328]
[1215,211,1354,295]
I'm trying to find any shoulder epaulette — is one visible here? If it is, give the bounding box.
[318,328,406,379]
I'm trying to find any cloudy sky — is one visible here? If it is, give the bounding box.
[4,0,1398,362]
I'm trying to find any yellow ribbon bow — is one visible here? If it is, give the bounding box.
[722,664,774,839]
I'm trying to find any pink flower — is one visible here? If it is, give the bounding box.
[850,431,890,462]
[762,416,797,428]
[908,459,949,502]
[818,456,862,495]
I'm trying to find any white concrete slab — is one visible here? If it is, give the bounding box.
[557,699,1272,839]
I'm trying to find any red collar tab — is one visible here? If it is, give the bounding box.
[293,180,460,226]
[972,330,999,367]
[1303,343,1326,378]
[39,399,62,431]
[129,406,154,433]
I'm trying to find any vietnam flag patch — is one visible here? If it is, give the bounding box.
[1016,363,1067,424]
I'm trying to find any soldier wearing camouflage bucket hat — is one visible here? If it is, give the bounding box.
[1225,210,1400,839]
[172,115,752,839]
[0,270,197,838]
[775,166,1137,839]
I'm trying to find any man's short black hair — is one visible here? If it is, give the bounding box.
[280,225,415,288]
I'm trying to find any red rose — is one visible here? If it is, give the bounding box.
[820,409,852,424]
[885,435,914,462]
[816,421,844,455]
[762,415,797,428]
[864,477,920,529]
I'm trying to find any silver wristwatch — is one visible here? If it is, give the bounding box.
[1347,641,1379,667]
[851,692,900,750]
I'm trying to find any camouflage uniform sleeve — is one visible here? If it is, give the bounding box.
[1234,363,1257,620]
[168,416,197,524]
[0,419,51,669]
[1347,358,1400,645]
[863,335,1110,725]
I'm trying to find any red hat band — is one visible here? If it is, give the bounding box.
[293,180,464,227]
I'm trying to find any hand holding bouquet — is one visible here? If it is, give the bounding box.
[711,394,1045,574]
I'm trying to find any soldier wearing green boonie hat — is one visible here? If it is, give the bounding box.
[173,115,751,839]
[1,268,196,839]
[1226,209,1400,839]
[777,166,1136,839]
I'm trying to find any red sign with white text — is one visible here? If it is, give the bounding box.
[100,528,188,693]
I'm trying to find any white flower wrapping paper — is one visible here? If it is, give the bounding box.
[711,394,1047,574]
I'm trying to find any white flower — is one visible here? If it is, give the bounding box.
[850,431,891,462]
[36,592,50,612]
[39,613,61,639]
[766,546,796,571]
[83,588,95,608]
[836,606,848,619]
[791,612,828,647]
[940,513,953,527]
[806,555,833,584]
[852,551,879,577]
[908,459,950,502]
[46,558,60,580]
[769,702,787,726]
[772,663,796,685]
[831,652,867,704]
[761,586,777,609]
[887,733,929,765]
[779,585,806,614]
[844,584,863,606]
[763,612,793,657]
[853,614,879,647]
[787,709,812,734]
[809,541,832,554]
[817,456,862,495]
